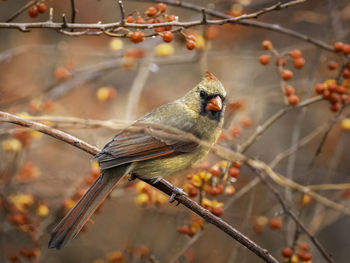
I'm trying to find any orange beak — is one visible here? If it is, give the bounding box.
[205,96,223,112]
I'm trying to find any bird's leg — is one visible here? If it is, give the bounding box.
[168,186,188,204]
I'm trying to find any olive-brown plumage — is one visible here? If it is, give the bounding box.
[48,72,226,249]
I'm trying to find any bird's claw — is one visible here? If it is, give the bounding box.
[169,187,188,204]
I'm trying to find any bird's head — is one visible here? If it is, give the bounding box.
[182,72,226,122]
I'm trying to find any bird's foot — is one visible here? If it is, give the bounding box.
[169,187,188,204]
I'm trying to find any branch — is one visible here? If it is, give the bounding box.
[0,110,279,263]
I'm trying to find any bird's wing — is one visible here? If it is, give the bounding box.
[94,123,199,170]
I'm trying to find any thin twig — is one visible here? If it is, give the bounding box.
[70,0,77,32]
[5,0,36,23]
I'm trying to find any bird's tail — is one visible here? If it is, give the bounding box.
[48,170,123,249]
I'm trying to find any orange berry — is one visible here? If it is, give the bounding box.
[275,58,286,67]
[341,94,348,103]
[177,225,191,234]
[329,92,340,103]
[336,85,347,94]
[167,14,176,22]
[162,31,173,43]
[261,40,273,50]
[328,61,338,70]
[299,252,312,261]
[212,206,223,217]
[259,54,270,65]
[130,31,144,44]
[156,3,167,13]
[343,68,350,79]
[229,166,240,178]
[146,6,157,17]
[288,95,299,105]
[282,248,293,258]
[284,85,295,96]
[293,57,305,69]
[125,16,134,23]
[230,125,241,137]
[209,187,221,196]
[54,67,70,79]
[28,6,39,18]
[281,69,293,80]
[322,89,331,99]
[269,218,282,230]
[85,176,94,185]
[210,166,221,176]
[234,162,242,169]
[290,49,302,59]
[342,44,350,55]
[328,82,337,92]
[188,187,198,197]
[186,40,196,50]
[241,116,252,127]
[333,41,344,52]
[299,243,310,252]
[135,16,145,24]
[204,26,219,40]
[314,83,324,94]
[38,3,47,13]
[330,102,341,112]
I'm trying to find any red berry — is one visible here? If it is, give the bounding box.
[328,61,338,70]
[125,16,134,23]
[281,69,293,80]
[293,57,305,69]
[229,166,240,178]
[38,3,47,13]
[288,95,299,105]
[135,16,145,24]
[167,14,176,22]
[330,102,341,112]
[234,162,242,169]
[146,6,157,17]
[282,248,293,258]
[130,31,144,44]
[284,85,295,96]
[314,83,324,94]
[212,206,223,217]
[261,40,273,50]
[210,166,221,176]
[343,68,350,79]
[342,44,350,55]
[54,67,70,79]
[333,41,344,52]
[241,116,252,128]
[259,54,270,65]
[290,49,302,59]
[299,243,310,252]
[28,6,39,18]
[156,3,167,13]
[322,89,330,99]
[162,31,173,43]
[341,94,348,103]
[269,218,282,230]
[275,58,286,67]
[188,187,198,197]
[204,26,219,40]
[299,252,312,261]
[329,92,340,103]
[186,40,196,50]
[336,85,347,94]
[328,82,337,92]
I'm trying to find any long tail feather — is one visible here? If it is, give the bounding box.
[48,170,123,249]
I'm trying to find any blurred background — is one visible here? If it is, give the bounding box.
[1,0,350,262]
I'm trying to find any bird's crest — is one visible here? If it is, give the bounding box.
[205,72,218,81]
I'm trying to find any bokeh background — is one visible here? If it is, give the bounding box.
[1,0,350,262]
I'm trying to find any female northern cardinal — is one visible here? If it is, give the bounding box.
[49,72,226,249]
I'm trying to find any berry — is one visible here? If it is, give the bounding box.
[155,19,165,32]
[341,94,348,103]
[328,61,338,70]
[186,40,196,50]
[54,67,70,79]
[188,187,198,197]
[330,102,341,112]
[329,92,340,103]
[290,49,302,59]
[130,31,144,44]
[293,57,305,69]
[135,16,145,24]
[167,14,176,22]
[204,26,219,40]
[284,85,295,96]
[333,41,344,52]
[259,54,270,65]
[146,6,157,17]
[125,16,134,23]
[229,166,240,178]
[299,252,312,261]
[288,95,299,105]
[342,68,350,79]
[322,89,330,100]
[269,218,282,230]
[212,206,223,217]
[162,31,173,43]
[342,44,350,55]
[261,40,273,50]
[28,6,39,18]
[328,82,337,92]
[241,116,252,127]
[336,85,347,94]
[281,69,293,80]
[156,3,167,13]
[38,3,47,13]
[282,248,293,258]
[299,243,310,252]
[210,166,221,176]
[314,83,324,94]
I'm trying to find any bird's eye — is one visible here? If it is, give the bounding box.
[199,90,206,98]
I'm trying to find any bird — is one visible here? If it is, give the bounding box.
[48,72,226,249]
